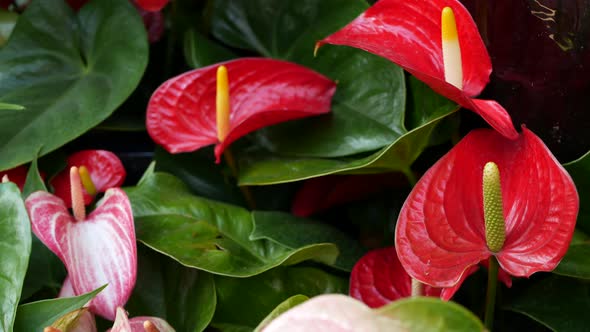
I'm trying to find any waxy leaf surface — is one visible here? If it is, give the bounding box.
[396,127,578,287]
[13,286,104,332]
[319,0,518,139]
[126,246,216,332]
[0,183,31,332]
[146,58,335,161]
[0,0,147,171]
[565,150,590,233]
[51,150,126,207]
[214,266,347,330]
[212,0,410,157]
[26,189,137,320]
[126,172,354,277]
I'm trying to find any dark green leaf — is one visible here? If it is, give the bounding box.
[254,295,308,332]
[565,150,590,233]
[154,147,245,206]
[213,266,347,329]
[126,245,216,332]
[183,29,236,69]
[251,211,365,271]
[238,110,454,185]
[377,297,485,332]
[126,172,340,277]
[13,286,105,332]
[0,10,17,47]
[504,276,590,332]
[22,157,46,199]
[0,183,31,332]
[554,244,590,279]
[0,0,148,171]
[212,0,411,157]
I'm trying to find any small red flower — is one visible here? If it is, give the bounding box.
[318,0,518,140]
[350,247,511,308]
[395,127,578,288]
[134,0,169,12]
[50,150,126,207]
[0,165,27,190]
[291,173,408,217]
[147,58,336,162]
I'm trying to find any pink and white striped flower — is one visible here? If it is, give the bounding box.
[26,167,137,321]
[109,307,175,332]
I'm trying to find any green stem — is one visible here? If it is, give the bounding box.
[484,256,499,331]
[223,148,256,209]
[403,168,418,187]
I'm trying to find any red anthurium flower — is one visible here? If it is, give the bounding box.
[317,0,518,140]
[350,247,512,308]
[146,58,336,162]
[134,0,169,12]
[395,127,578,288]
[109,307,175,332]
[26,167,136,321]
[51,150,126,208]
[292,173,408,217]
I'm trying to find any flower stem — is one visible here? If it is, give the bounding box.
[484,256,499,331]
[411,278,424,297]
[223,148,256,209]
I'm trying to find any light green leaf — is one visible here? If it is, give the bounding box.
[13,286,105,332]
[0,183,31,332]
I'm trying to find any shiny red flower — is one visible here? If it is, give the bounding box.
[395,127,578,288]
[147,58,336,162]
[318,0,518,140]
[50,150,126,208]
[350,247,512,308]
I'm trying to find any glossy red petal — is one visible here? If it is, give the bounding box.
[26,189,137,320]
[319,0,489,96]
[319,0,518,139]
[349,247,443,308]
[146,58,336,162]
[291,173,407,217]
[134,0,168,12]
[0,165,28,191]
[138,7,165,43]
[50,150,126,208]
[395,127,578,287]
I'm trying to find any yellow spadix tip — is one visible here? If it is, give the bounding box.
[216,65,230,143]
[441,7,458,41]
[78,165,97,196]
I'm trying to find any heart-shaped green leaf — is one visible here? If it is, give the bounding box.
[565,150,590,233]
[213,266,347,330]
[0,183,31,332]
[183,29,236,69]
[13,286,105,332]
[377,297,484,332]
[211,0,409,157]
[504,276,590,332]
[554,243,590,279]
[126,172,348,277]
[0,0,148,171]
[126,245,216,332]
[251,211,365,271]
[238,101,455,185]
